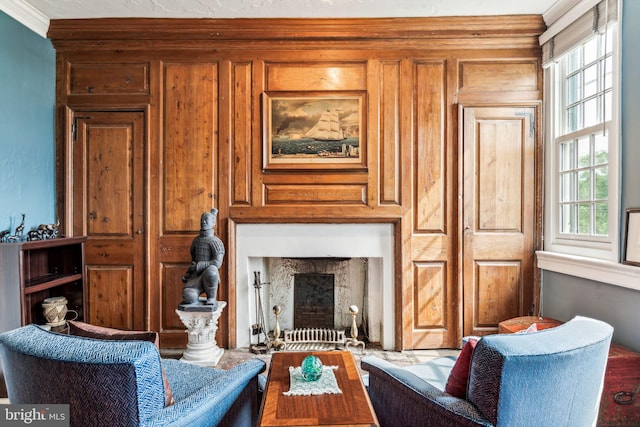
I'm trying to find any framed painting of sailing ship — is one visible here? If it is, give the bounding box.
[263,91,366,170]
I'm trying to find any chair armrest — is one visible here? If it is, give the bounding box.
[148,358,266,427]
[361,356,492,427]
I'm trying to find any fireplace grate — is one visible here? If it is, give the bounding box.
[281,327,346,351]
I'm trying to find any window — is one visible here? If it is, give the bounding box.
[557,32,612,238]
[543,0,619,261]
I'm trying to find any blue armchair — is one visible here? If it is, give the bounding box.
[361,316,613,427]
[0,324,266,426]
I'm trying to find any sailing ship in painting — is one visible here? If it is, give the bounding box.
[271,103,360,160]
[305,109,344,141]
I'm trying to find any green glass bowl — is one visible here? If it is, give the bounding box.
[301,355,323,381]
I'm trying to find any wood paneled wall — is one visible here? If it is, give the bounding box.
[50,17,544,349]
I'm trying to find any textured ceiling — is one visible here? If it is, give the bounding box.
[20,0,561,20]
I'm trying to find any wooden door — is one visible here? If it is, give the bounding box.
[72,111,146,330]
[462,106,536,337]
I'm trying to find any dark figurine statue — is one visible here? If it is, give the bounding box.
[14,214,25,237]
[4,214,26,242]
[27,219,60,241]
[181,208,225,308]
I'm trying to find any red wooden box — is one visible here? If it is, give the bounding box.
[598,344,640,427]
[497,316,563,334]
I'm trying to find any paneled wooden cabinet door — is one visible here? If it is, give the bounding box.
[462,106,536,337]
[404,61,459,349]
[72,111,146,330]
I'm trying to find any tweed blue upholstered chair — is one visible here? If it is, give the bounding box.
[361,316,613,427]
[0,324,266,427]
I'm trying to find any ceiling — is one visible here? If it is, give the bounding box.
[21,0,561,20]
[2,0,564,38]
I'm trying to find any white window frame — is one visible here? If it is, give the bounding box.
[543,24,620,263]
[538,0,640,290]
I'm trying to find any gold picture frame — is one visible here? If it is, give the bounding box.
[623,208,640,266]
[263,91,366,171]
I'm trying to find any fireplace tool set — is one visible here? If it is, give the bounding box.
[250,271,271,354]
[250,271,286,354]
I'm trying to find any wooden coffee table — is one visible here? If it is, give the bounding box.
[258,350,379,426]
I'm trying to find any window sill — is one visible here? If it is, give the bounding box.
[536,251,640,291]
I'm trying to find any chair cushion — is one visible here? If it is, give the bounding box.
[403,356,457,391]
[68,320,159,345]
[444,338,477,398]
[67,321,175,407]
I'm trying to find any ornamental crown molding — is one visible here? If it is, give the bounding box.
[47,15,545,44]
[0,0,49,38]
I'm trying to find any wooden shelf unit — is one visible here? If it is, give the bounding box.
[0,236,86,330]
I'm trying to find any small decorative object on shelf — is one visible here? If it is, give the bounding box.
[4,214,26,242]
[14,214,25,238]
[0,216,60,242]
[42,296,68,327]
[301,355,323,382]
[27,220,60,241]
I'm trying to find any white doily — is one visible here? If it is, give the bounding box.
[282,365,342,396]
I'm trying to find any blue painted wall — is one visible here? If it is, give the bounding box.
[620,0,640,213]
[543,0,640,351]
[0,11,56,237]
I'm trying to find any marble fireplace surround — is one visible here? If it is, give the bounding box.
[234,223,395,350]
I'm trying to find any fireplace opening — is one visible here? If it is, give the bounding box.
[262,256,365,336]
[235,223,395,349]
[294,273,335,329]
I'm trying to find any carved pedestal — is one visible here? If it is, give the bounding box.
[176,301,226,366]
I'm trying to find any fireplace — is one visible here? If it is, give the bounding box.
[234,223,395,349]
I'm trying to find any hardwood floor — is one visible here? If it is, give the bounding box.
[162,345,461,375]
